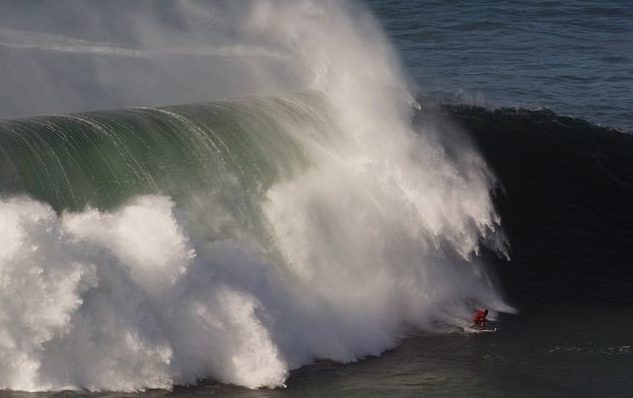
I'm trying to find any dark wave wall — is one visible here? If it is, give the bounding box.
[423,106,633,306]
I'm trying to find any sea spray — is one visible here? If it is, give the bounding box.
[0,0,511,391]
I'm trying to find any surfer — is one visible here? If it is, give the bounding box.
[472,308,488,330]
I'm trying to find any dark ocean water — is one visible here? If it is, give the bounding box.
[374,1,633,395]
[1,0,633,397]
[372,2,633,394]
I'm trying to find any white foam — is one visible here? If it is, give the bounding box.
[0,196,290,391]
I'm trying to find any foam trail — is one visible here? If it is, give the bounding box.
[0,0,512,392]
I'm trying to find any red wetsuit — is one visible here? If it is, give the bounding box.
[473,309,488,328]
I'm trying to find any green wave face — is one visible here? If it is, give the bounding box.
[0,94,332,212]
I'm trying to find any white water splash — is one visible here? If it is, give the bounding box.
[0,0,512,392]
[0,196,289,390]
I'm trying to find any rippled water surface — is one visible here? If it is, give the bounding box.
[369,0,633,130]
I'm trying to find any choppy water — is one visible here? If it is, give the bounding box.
[369,0,633,131]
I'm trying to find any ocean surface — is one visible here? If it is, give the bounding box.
[370,0,633,132]
[1,0,632,397]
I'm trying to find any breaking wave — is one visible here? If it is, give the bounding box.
[0,0,510,391]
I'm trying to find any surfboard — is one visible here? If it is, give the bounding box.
[463,326,497,334]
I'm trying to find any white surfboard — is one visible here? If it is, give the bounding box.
[463,326,497,334]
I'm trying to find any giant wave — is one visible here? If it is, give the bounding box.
[0,0,511,392]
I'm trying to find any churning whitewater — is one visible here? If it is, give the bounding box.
[0,0,510,392]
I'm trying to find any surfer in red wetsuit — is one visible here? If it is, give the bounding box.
[472,309,488,330]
